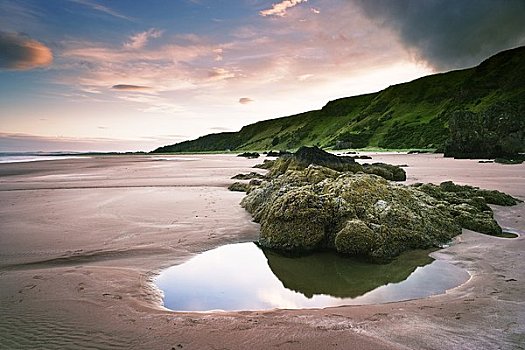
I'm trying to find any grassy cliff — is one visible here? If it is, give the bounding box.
[153,46,525,155]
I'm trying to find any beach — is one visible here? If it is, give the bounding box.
[0,154,523,350]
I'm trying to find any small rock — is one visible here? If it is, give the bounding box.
[237,152,260,158]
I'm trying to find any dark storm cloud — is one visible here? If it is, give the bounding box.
[0,31,53,70]
[352,0,525,70]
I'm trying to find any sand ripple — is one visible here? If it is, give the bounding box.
[0,306,133,349]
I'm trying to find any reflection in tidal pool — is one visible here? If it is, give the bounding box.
[155,243,469,312]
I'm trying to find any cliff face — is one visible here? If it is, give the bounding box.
[444,103,525,158]
[153,46,525,158]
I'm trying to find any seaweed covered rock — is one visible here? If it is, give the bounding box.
[228,182,250,192]
[241,166,518,262]
[237,152,260,158]
[266,150,292,157]
[494,157,524,165]
[267,146,360,176]
[412,181,521,235]
[253,159,275,169]
[265,146,406,181]
[228,179,262,193]
[257,187,331,251]
[335,219,378,256]
[293,146,359,171]
[451,206,502,235]
[414,181,520,206]
[363,163,406,181]
[231,172,267,180]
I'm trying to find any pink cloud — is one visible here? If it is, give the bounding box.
[55,2,424,120]
[208,67,236,80]
[60,37,228,93]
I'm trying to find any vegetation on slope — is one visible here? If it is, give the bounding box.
[153,46,525,157]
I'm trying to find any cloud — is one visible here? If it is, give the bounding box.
[208,67,236,80]
[112,84,152,91]
[209,126,232,131]
[59,36,225,96]
[0,31,52,70]
[124,28,163,49]
[213,48,224,61]
[62,38,220,69]
[298,73,314,81]
[352,0,525,70]
[0,1,45,32]
[260,0,307,17]
[68,0,133,21]
[140,103,184,114]
[239,97,254,104]
[112,92,185,114]
[56,2,424,121]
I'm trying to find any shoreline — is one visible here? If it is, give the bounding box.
[1,154,524,349]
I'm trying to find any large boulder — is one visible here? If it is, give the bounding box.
[266,146,406,181]
[293,146,359,171]
[241,166,519,262]
[363,162,406,181]
[335,219,378,256]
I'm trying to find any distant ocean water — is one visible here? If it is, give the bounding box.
[0,152,85,164]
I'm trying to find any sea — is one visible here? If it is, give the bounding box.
[0,152,86,164]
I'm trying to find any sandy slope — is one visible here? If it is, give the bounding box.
[0,154,523,350]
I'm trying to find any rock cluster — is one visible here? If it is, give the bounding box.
[265,150,292,157]
[241,166,518,262]
[237,152,260,158]
[231,172,266,180]
[230,146,519,262]
[267,146,406,181]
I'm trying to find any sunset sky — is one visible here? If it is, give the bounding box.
[1,0,524,152]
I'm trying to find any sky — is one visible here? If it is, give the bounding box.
[1,0,524,152]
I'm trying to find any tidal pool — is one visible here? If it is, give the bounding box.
[155,242,469,312]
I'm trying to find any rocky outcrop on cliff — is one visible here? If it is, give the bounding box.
[444,103,525,159]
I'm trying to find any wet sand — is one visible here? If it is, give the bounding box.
[0,154,523,349]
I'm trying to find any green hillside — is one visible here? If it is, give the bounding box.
[153,46,525,157]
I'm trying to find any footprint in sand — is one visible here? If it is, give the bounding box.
[76,283,85,292]
[18,284,37,294]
